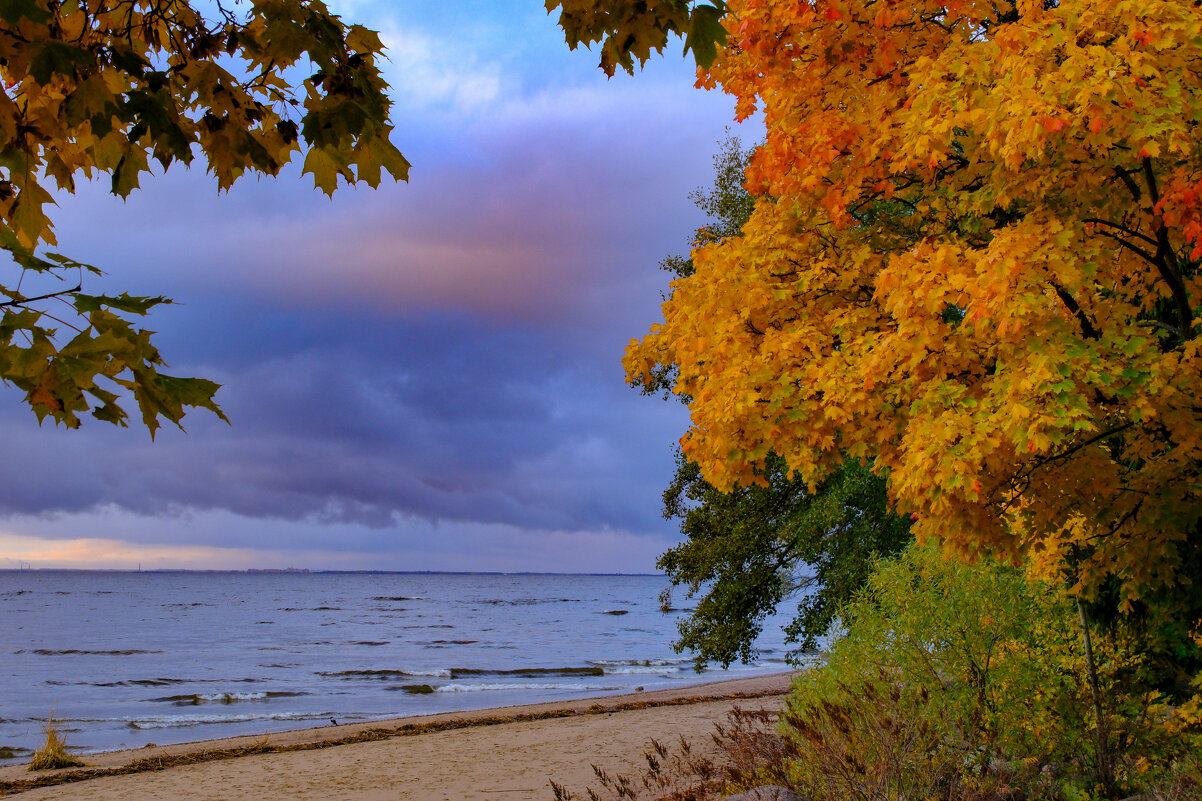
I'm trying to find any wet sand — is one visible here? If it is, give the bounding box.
[0,672,794,800]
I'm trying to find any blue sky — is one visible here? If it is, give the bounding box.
[0,1,754,572]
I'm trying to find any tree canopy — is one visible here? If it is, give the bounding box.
[644,135,912,667]
[585,0,1202,615]
[0,0,408,433]
[660,454,912,667]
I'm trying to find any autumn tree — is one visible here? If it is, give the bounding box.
[645,136,912,667]
[0,0,408,433]
[555,0,1202,647]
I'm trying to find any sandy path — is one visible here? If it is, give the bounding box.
[2,673,793,800]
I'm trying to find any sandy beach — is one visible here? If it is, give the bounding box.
[0,673,794,800]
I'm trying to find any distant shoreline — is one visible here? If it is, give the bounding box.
[0,569,667,576]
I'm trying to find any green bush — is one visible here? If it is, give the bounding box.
[783,543,1197,800]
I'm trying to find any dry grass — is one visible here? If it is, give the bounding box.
[550,706,799,801]
[27,719,85,772]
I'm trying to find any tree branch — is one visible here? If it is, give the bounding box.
[1113,167,1142,203]
[1051,281,1099,340]
[1142,158,1194,338]
[1092,228,1158,264]
[0,283,81,309]
[1022,422,1136,481]
[1136,319,1184,339]
[1083,217,1157,248]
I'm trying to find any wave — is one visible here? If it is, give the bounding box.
[588,658,692,668]
[432,682,620,693]
[18,649,163,656]
[449,667,604,678]
[49,677,260,687]
[372,596,424,601]
[600,610,630,615]
[317,666,606,681]
[0,745,32,760]
[124,711,329,730]
[317,668,453,679]
[477,598,580,606]
[150,691,308,705]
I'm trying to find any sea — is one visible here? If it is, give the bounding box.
[0,571,797,764]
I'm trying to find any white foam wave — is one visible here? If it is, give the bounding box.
[433,683,620,693]
[126,712,325,730]
[588,658,687,667]
[406,668,452,678]
[602,666,684,675]
[195,692,269,702]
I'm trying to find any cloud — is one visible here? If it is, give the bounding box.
[0,512,670,573]
[378,29,504,112]
[0,306,689,538]
[0,0,739,570]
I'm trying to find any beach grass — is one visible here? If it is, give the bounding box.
[28,718,85,772]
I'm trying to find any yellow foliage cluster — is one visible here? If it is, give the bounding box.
[625,0,1202,605]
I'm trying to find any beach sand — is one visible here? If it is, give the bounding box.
[0,673,793,800]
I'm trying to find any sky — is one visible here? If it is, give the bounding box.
[0,1,755,573]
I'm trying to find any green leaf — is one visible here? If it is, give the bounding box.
[64,74,119,128]
[683,4,727,70]
[303,147,344,195]
[0,0,50,24]
[29,41,94,85]
[111,148,149,197]
[73,293,170,315]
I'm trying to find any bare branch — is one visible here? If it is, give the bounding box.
[0,283,82,309]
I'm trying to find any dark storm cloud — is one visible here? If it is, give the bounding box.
[0,5,741,564]
[0,305,688,539]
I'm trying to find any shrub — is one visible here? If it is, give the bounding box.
[783,543,1197,799]
[549,707,800,801]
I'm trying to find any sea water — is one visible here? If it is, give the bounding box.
[0,571,796,762]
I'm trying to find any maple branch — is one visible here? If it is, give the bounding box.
[1092,228,1157,264]
[33,310,86,334]
[1082,218,1157,249]
[1024,422,1135,479]
[1050,281,1099,340]
[1141,158,1194,338]
[1087,500,1144,545]
[1136,319,1184,339]
[1112,167,1142,203]
[0,283,82,309]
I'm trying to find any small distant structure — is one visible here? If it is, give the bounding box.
[246,567,310,574]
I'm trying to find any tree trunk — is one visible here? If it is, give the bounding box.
[1076,597,1116,797]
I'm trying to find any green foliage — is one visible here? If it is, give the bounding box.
[785,544,1201,799]
[0,0,408,432]
[659,455,911,668]
[547,0,727,77]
